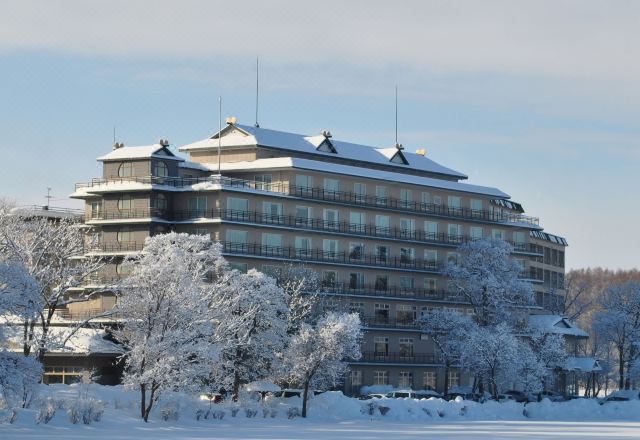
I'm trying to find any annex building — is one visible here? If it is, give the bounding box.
[64,120,592,393]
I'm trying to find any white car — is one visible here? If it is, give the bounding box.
[600,390,640,404]
[386,389,442,400]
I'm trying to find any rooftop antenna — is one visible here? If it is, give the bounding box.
[395,85,399,147]
[255,57,260,128]
[113,125,116,144]
[45,187,52,209]
[218,96,222,176]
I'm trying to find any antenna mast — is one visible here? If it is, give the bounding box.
[113,126,116,144]
[218,96,222,176]
[395,85,398,146]
[45,187,52,209]
[255,57,260,127]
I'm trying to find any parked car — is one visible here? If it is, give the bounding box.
[385,389,442,400]
[497,394,516,402]
[503,390,530,403]
[537,391,564,402]
[366,393,388,399]
[600,390,640,404]
[444,392,487,402]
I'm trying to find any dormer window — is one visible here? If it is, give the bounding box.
[316,138,337,154]
[153,161,168,178]
[118,162,134,177]
[389,149,409,165]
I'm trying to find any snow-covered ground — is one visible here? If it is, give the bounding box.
[2,384,640,440]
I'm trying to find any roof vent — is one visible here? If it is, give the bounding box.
[416,148,426,156]
[226,116,238,125]
[112,142,125,150]
[321,130,332,138]
[159,139,170,147]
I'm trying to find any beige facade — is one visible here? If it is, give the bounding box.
[71,123,569,394]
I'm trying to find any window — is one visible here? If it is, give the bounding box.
[348,272,365,290]
[400,247,415,264]
[188,196,207,216]
[152,224,167,236]
[399,276,415,291]
[373,371,389,385]
[350,370,363,387]
[349,242,364,260]
[349,302,365,315]
[323,178,340,194]
[400,189,413,208]
[229,262,248,273]
[470,199,483,212]
[151,193,167,211]
[323,239,339,258]
[421,192,431,206]
[374,303,390,323]
[491,229,505,240]
[263,201,283,220]
[433,195,443,205]
[353,183,367,202]
[295,174,313,188]
[255,174,272,190]
[424,250,438,265]
[349,211,366,232]
[375,245,389,263]
[423,371,437,390]
[117,195,133,211]
[43,366,84,385]
[375,274,388,291]
[398,371,413,388]
[400,218,415,235]
[153,161,168,177]
[447,224,462,240]
[90,201,102,218]
[322,270,337,286]
[399,338,414,357]
[226,229,248,244]
[228,197,248,212]
[115,263,133,276]
[397,304,416,324]
[375,215,390,234]
[448,370,460,388]
[323,209,339,228]
[117,227,132,243]
[447,252,459,264]
[295,206,312,225]
[262,233,282,249]
[448,196,461,210]
[375,186,388,205]
[513,231,526,245]
[424,278,437,291]
[374,337,389,355]
[424,221,438,238]
[192,228,209,238]
[295,236,312,256]
[117,162,133,177]
[469,226,483,240]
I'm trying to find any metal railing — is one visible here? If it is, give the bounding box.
[74,175,539,226]
[87,241,144,253]
[360,315,423,329]
[319,283,463,302]
[355,351,442,364]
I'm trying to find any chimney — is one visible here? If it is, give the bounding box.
[159,139,170,147]
[113,142,124,150]
[416,148,426,156]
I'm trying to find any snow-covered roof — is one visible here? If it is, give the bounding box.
[179,124,468,180]
[212,157,509,198]
[97,144,184,162]
[563,356,602,372]
[528,315,589,338]
[244,380,281,392]
[4,324,123,355]
[9,205,83,219]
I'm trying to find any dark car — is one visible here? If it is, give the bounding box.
[503,390,529,403]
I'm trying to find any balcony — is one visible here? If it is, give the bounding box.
[221,242,441,273]
[319,282,465,302]
[86,208,170,222]
[359,315,422,330]
[74,175,539,226]
[354,351,442,365]
[87,241,144,253]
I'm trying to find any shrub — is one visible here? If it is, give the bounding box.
[160,403,179,421]
[36,399,58,424]
[67,398,104,425]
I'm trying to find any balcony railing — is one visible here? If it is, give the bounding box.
[355,351,442,364]
[221,241,441,273]
[84,207,543,256]
[319,282,464,302]
[360,315,423,329]
[74,175,539,226]
[87,241,144,253]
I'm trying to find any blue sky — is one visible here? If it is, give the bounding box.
[1,1,639,270]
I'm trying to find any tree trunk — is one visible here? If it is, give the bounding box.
[140,384,147,420]
[302,380,310,418]
[443,363,450,396]
[618,345,625,390]
[232,369,241,402]
[142,384,157,422]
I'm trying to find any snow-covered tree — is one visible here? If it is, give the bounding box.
[593,281,640,389]
[214,269,290,401]
[444,238,533,327]
[0,212,103,360]
[0,350,42,408]
[419,308,475,394]
[282,312,362,417]
[528,330,567,390]
[114,233,227,422]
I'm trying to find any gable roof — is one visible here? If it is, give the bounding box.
[179,124,467,180]
[97,144,184,162]
[528,315,589,338]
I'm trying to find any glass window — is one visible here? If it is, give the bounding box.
[350,370,363,387]
[323,209,339,228]
[349,302,365,315]
[153,161,168,177]
[263,201,283,219]
[117,227,132,243]
[397,304,416,323]
[424,250,438,265]
[375,245,389,263]
[322,239,339,257]
[295,174,313,188]
[375,275,388,291]
[492,229,505,240]
[513,231,526,244]
[424,278,437,291]
[228,197,248,212]
[151,193,167,211]
[400,218,415,235]
[348,272,364,290]
[90,201,102,218]
[470,199,483,212]
[295,206,312,225]
[424,221,438,237]
[447,224,461,238]
[399,276,415,291]
[400,247,415,264]
[192,228,209,237]
[423,371,437,390]
[295,236,312,256]
[188,196,207,215]
[227,229,248,244]
[373,371,389,385]
[374,337,389,355]
[448,196,461,209]
[323,178,340,193]
[117,195,133,211]
[322,270,337,286]
[447,252,459,264]
[255,174,272,191]
[374,303,390,323]
[349,242,364,260]
[229,262,248,273]
[400,189,413,207]
[353,182,366,202]
[398,371,413,388]
[375,186,388,205]
[470,226,483,240]
[117,162,133,177]
[262,233,282,248]
[421,192,431,205]
[433,195,443,205]
[375,215,390,234]
[448,370,460,388]
[349,211,365,228]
